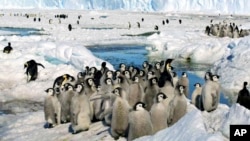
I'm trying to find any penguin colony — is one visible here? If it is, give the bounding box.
[42,58,225,140]
[205,20,250,38]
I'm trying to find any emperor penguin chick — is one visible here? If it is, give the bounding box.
[150,93,169,134]
[144,77,160,111]
[201,75,220,112]
[191,83,203,110]
[44,88,61,128]
[168,85,187,126]
[70,89,93,134]
[128,102,153,141]
[177,72,189,98]
[110,87,131,140]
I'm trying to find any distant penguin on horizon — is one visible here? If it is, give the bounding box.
[3,42,13,54]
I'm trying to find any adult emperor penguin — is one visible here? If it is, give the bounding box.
[237,81,250,109]
[44,88,61,128]
[24,59,45,82]
[201,75,221,112]
[168,85,187,126]
[191,83,203,110]
[110,87,131,140]
[128,102,153,141]
[150,93,168,134]
[158,59,174,87]
[177,72,189,98]
[53,74,75,89]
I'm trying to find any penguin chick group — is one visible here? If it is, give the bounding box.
[43,59,222,140]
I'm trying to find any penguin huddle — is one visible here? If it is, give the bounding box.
[205,21,250,38]
[43,59,222,140]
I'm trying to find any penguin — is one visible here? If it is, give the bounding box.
[127,77,145,108]
[52,74,75,89]
[166,19,169,24]
[142,61,150,74]
[171,71,179,88]
[100,61,109,75]
[205,25,210,35]
[128,102,153,141]
[24,59,45,82]
[168,85,187,126]
[237,82,250,109]
[191,83,203,110]
[3,42,13,54]
[144,77,160,111]
[116,75,130,95]
[177,72,189,98]
[119,63,126,73]
[154,25,159,30]
[83,78,97,98]
[150,93,168,134]
[110,87,131,140]
[60,83,76,123]
[158,59,174,87]
[76,72,86,84]
[179,19,182,24]
[44,88,61,128]
[68,24,72,31]
[137,22,140,28]
[201,75,220,112]
[70,87,93,134]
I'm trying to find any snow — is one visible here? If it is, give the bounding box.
[1,8,250,141]
[1,0,250,15]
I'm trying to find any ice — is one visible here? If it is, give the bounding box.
[1,0,250,15]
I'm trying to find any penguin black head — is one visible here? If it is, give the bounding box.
[132,76,139,83]
[86,78,94,87]
[156,93,167,102]
[133,102,146,111]
[155,62,161,69]
[128,66,134,72]
[182,72,187,77]
[8,42,11,46]
[117,76,124,84]
[64,83,74,91]
[133,67,140,75]
[150,77,158,85]
[147,71,155,79]
[106,70,113,78]
[243,82,248,87]
[119,63,126,70]
[142,61,149,68]
[172,71,177,77]
[112,87,122,97]
[45,88,55,96]
[204,72,213,81]
[101,62,106,68]
[194,83,201,87]
[75,83,84,93]
[90,67,97,74]
[105,78,113,85]
[178,85,185,95]
[123,70,131,78]
[212,75,220,82]
[139,70,145,77]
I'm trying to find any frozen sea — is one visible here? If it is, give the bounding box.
[0,9,250,141]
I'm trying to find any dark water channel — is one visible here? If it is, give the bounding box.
[88,44,230,105]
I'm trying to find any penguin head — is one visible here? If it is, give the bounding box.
[133,102,146,111]
[155,62,161,69]
[139,70,145,77]
[157,93,167,102]
[204,72,212,81]
[150,77,158,85]
[132,76,139,83]
[119,63,126,71]
[182,72,187,77]
[105,78,113,85]
[143,61,148,68]
[65,83,74,91]
[113,87,122,97]
[243,81,248,87]
[75,83,83,93]
[124,70,131,79]
[106,70,113,78]
[45,88,54,96]
[68,75,75,82]
[133,67,139,74]
[115,70,121,77]
[129,66,134,72]
[101,62,106,68]
[178,85,185,95]
[194,83,201,88]
[90,67,97,74]
[24,62,28,68]
[212,75,220,82]
[172,71,177,77]
[77,72,85,78]
[147,71,155,79]
[86,78,94,86]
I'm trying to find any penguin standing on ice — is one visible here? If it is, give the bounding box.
[237,81,250,109]
[24,59,45,82]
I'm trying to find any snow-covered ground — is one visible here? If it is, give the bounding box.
[1,9,250,141]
